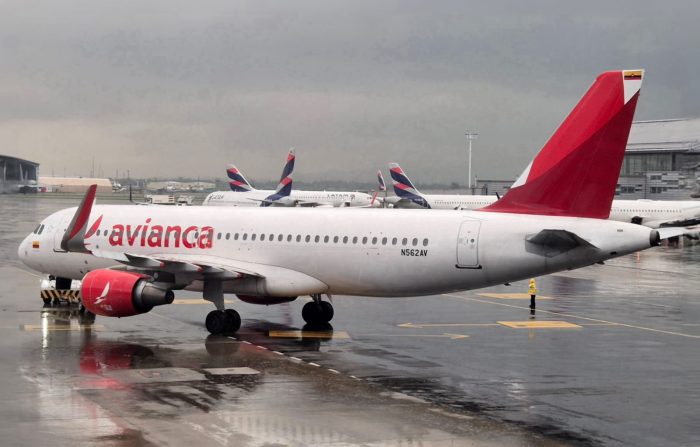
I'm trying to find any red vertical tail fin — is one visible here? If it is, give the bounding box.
[483,70,643,219]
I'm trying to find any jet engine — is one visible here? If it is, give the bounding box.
[81,270,174,317]
[236,294,297,305]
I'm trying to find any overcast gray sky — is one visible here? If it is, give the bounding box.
[2,1,698,184]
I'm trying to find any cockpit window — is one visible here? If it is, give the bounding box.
[37,224,45,235]
[33,225,41,234]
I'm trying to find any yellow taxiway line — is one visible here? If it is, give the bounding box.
[478,293,553,300]
[443,293,700,339]
[268,330,351,339]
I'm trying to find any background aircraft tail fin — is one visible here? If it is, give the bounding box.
[483,69,643,219]
[227,164,255,192]
[262,148,295,206]
[389,163,430,208]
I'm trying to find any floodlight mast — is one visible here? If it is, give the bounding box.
[465,131,478,190]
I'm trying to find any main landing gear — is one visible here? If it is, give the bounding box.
[205,309,241,335]
[302,294,334,326]
[203,279,241,335]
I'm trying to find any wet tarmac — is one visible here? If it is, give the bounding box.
[2,195,699,446]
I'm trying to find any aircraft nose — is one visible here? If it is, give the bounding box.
[17,234,30,262]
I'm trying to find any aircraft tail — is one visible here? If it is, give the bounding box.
[262,148,295,206]
[389,163,430,208]
[377,169,387,191]
[482,69,644,219]
[227,165,255,192]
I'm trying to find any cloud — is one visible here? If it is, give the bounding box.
[1,1,699,183]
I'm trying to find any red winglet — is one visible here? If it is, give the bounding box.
[482,70,643,219]
[60,184,97,252]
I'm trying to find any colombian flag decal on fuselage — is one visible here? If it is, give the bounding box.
[32,241,40,249]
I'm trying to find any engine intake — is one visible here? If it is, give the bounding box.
[81,270,174,317]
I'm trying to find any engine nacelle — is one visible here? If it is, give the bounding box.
[81,270,174,317]
[236,294,297,306]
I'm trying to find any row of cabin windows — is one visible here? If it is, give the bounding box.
[92,228,428,247]
[218,232,428,247]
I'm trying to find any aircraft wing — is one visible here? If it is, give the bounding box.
[91,249,263,279]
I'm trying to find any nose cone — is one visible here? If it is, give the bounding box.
[18,234,31,264]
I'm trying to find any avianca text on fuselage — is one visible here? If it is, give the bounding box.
[87,216,215,249]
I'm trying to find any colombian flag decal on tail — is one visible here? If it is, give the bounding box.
[624,70,643,80]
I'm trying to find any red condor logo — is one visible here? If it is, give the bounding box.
[86,215,215,249]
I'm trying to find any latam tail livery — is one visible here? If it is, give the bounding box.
[20,69,681,336]
[205,149,378,208]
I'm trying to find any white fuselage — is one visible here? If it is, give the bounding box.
[19,206,655,298]
[393,194,700,228]
[391,194,496,210]
[204,190,378,207]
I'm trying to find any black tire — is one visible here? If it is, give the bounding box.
[224,309,241,333]
[205,310,228,335]
[55,277,72,290]
[320,301,334,322]
[42,298,52,306]
[302,302,321,324]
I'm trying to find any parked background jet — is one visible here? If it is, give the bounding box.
[204,148,379,208]
[386,162,700,230]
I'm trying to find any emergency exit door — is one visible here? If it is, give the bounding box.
[457,220,481,268]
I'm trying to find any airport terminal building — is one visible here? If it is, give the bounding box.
[616,117,700,199]
[0,155,39,193]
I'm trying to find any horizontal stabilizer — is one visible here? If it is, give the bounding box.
[527,229,597,250]
[656,227,687,240]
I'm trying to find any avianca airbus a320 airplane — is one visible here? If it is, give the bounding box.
[18,69,682,336]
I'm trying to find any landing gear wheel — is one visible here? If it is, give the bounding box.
[319,301,334,322]
[205,310,228,335]
[224,309,241,333]
[302,301,334,325]
[42,297,52,306]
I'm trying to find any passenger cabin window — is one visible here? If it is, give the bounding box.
[352,236,358,244]
[402,238,408,246]
[324,235,330,243]
[362,237,368,244]
[251,234,257,241]
[296,235,302,242]
[372,237,378,245]
[333,236,339,243]
[278,234,283,242]
[305,235,311,243]
[412,238,418,246]
[242,233,248,241]
[381,237,387,245]
[392,237,397,245]
[343,236,348,244]
[315,235,320,243]
[260,234,266,241]
[287,234,292,242]
[423,238,428,246]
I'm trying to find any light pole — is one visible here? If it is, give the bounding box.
[465,131,478,190]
